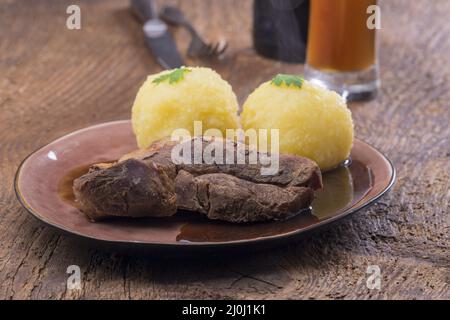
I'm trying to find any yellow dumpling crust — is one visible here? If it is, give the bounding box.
[241,79,354,171]
[132,67,240,149]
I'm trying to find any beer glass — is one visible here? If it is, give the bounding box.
[304,0,380,101]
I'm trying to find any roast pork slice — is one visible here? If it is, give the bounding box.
[73,159,177,221]
[175,170,314,223]
[73,137,322,222]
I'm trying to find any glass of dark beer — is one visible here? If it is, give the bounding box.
[304,0,380,101]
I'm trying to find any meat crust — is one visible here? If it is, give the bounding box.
[73,137,322,222]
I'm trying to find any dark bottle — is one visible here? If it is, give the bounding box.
[253,0,310,63]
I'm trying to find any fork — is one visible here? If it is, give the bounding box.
[159,5,228,58]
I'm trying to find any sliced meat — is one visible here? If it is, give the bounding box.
[175,170,314,223]
[73,136,322,222]
[120,137,322,189]
[73,159,177,221]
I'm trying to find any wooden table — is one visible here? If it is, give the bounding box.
[0,0,448,299]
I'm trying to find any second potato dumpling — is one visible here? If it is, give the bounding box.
[132,67,240,149]
[241,75,354,171]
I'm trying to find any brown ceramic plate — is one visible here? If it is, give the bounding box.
[15,120,395,249]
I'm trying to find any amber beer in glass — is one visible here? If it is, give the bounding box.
[305,0,379,100]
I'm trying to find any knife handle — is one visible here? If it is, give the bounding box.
[131,0,158,22]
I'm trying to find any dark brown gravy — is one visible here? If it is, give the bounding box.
[176,160,372,242]
[58,159,373,243]
[57,164,90,208]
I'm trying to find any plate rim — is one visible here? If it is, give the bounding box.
[14,120,396,248]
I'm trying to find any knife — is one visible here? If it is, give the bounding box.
[131,0,184,69]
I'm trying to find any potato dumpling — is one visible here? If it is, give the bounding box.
[132,67,239,148]
[241,75,354,170]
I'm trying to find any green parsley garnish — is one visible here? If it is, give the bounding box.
[152,67,192,84]
[271,74,304,89]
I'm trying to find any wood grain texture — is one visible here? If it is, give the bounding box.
[0,0,449,299]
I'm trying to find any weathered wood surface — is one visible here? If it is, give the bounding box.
[0,0,448,299]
